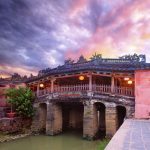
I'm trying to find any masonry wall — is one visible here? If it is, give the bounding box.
[135,70,150,119]
[0,117,31,133]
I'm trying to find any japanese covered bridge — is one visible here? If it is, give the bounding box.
[26,54,150,139]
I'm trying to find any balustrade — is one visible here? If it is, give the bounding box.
[36,84,134,97]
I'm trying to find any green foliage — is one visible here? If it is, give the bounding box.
[5,87,35,118]
[97,139,110,150]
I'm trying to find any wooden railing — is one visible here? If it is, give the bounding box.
[114,86,134,97]
[37,84,134,97]
[54,84,89,92]
[92,84,111,94]
[38,88,51,96]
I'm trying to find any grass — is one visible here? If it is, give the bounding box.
[97,139,110,150]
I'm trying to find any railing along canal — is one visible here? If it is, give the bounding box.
[37,84,134,97]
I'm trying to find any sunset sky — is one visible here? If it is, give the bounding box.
[0,0,150,77]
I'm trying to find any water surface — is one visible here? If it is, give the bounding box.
[0,132,101,150]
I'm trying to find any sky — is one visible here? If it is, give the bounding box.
[0,0,150,77]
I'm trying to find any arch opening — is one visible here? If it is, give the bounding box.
[60,102,84,134]
[39,103,47,133]
[95,102,106,138]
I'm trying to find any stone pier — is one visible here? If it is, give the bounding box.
[46,102,62,135]
[105,103,117,138]
[83,102,98,140]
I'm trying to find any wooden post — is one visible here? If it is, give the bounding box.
[88,74,92,91]
[51,78,56,93]
[111,75,115,93]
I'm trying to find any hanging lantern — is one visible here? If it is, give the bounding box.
[40,83,44,88]
[79,75,84,81]
[124,77,129,81]
[127,80,133,85]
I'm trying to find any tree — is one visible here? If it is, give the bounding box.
[5,87,35,118]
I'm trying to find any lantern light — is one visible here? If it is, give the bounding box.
[40,83,44,88]
[127,80,133,85]
[79,76,84,81]
[124,77,129,81]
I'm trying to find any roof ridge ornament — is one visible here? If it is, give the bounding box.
[64,58,74,65]
[119,53,146,63]
[90,52,102,61]
[77,55,87,63]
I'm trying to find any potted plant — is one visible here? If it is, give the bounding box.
[6,104,16,118]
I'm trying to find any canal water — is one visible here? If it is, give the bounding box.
[0,132,101,150]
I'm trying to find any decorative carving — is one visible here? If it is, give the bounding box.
[119,53,146,63]
[38,68,51,76]
[64,58,74,65]
[77,55,87,63]
[90,53,102,61]
[139,54,146,63]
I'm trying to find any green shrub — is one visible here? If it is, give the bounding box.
[5,87,34,118]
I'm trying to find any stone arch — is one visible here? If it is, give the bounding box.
[116,105,126,129]
[61,102,84,132]
[39,103,47,133]
[95,102,106,138]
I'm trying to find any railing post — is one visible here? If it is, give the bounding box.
[111,75,115,93]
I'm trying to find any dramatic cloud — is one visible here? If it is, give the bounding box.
[0,0,150,76]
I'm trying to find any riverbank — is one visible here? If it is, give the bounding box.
[0,132,31,143]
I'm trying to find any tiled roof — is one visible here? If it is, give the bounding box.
[26,55,150,83]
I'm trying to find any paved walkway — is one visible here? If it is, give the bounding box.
[105,119,150,150]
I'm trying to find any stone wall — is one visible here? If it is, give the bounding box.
[0,117,31,133]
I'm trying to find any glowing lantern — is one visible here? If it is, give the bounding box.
[79,76,84,81]
[127,80,133,85]
[40,83,44,88]
[124,77,129,81]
